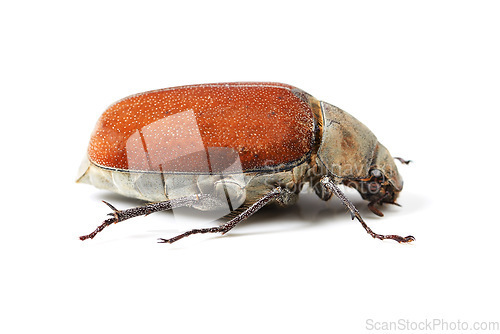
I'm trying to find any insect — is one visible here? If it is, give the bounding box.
[77,82,414,244]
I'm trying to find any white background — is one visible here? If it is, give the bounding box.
[1,1,499,333]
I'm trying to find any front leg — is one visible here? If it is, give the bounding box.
[320,177,415,243]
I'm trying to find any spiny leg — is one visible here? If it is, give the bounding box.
[158,187,283,244]
[79,194,217,241]
[320,176,414,243]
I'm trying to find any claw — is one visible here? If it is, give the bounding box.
[391,235,415,243]
[400,235,415,243]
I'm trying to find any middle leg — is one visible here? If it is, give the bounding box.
[158,186,284,244]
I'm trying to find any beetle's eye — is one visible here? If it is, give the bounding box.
[368,182,380,194]
[370,169,382,178]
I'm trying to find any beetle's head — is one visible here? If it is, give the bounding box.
[344,144,403,216]
[315,102,405,214]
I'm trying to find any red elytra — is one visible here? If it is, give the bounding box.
[88,82,315,173]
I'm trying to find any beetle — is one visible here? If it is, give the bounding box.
[77,82,414,244]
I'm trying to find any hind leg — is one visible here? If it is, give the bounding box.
[158,187,284,244]
[79,194,224,241]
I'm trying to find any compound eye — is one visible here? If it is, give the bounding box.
[370,169,382,178]
[368,182,381,194]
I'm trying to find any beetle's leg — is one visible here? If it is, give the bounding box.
[158,187,283,244]
[79,194,220,241]
[394,157,412,165]
[320,177,415,243]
